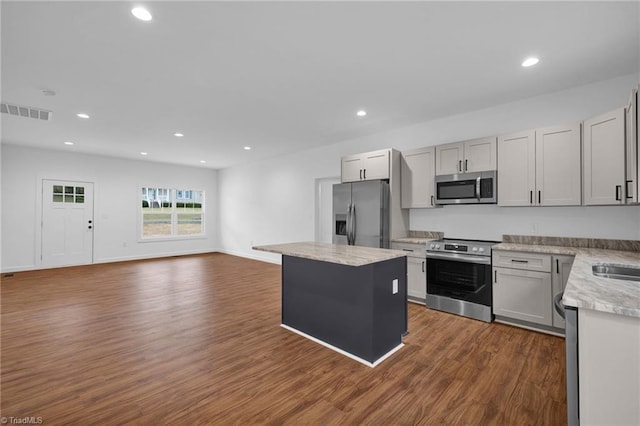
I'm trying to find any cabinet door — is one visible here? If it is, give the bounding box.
[536,123,582,206]
[435,142,464,175]
[626,87,638,204]
[583,108,625,205]
[552,255,574,329]
[493,267,553,326]
[363,149,390,180]
[407,257,426,302]
[497,130,536,206]
[341,154,363,183]
[463,136,497,172]
[400,147,435,208]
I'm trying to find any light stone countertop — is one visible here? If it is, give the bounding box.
[493,243,640,318]
[253,242,407,267]
[391,237,438,245]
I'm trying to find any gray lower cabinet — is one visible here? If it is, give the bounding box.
[493,266,553,326]
[493,250,575,332]
[552,254,575,329]
[391,242,426,303]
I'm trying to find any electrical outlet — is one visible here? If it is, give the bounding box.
[392,279,398,294]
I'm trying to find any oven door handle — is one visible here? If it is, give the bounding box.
[426,252,491,265]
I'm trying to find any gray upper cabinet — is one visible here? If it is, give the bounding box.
[341,149,390,183]
[435,136,497,175]
[497,130,536,206]
[535,124,582,206]
[625,86,638,204]
[583,107,626,205]
[400,147,436,209]
[498,124,581,206]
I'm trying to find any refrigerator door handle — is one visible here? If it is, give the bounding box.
[346,203,352,245]
[351,204,357,245]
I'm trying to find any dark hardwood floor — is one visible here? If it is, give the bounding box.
[1,253,566,425]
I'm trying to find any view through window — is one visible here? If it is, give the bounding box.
[141,187,204,238]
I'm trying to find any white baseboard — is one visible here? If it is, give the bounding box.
[1,249,218,273]
[215,248,282,265]
[281,324,404,368]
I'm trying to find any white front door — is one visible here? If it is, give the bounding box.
[42,180,94,267]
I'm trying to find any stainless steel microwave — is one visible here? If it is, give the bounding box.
[434,170,497,205]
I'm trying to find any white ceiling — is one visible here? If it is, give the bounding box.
[2,1,639,169]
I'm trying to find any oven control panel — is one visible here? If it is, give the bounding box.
[428,239,496,256]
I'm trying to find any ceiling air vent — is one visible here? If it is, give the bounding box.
[0,102,52,121]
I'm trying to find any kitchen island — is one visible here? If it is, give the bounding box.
[253,242,407,367]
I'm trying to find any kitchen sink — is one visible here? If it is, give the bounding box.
[592,263,640,282]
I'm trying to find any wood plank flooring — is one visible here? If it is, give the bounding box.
[1,253,566,425]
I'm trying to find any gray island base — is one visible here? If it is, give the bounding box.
[254,242,408,367]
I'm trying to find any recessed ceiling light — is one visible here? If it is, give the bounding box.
[521,57,540,67]
[140,152,148,156]
[76,113,90,119]
[64,141,74,145]
[131,7,152,21]
[173,132,184,137]
[356,110,367,117]
[199,160,206,164]
[244,146,252,150]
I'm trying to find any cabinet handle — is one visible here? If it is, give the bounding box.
[422,261,425,273]
[530,190,533,205]
[360,169,362,180]
[616,185,622,201]
[626,180,633,199]
[363,169,366,180]
[465,159,468,172]
[458,160,462,172]
[511,259,529,263]
[494,270,497,283]
[431,195,434,206]
[538,190,541,205]
[556,259,559,274]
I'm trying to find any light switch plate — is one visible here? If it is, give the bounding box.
[392,278,398,294]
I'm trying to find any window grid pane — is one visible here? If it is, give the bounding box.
[141,187,204,239]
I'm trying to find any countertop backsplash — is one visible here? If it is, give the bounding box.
[502,234,640,252]
[407,230,444,239]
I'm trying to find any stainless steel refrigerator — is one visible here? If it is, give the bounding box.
[332,180,390,248]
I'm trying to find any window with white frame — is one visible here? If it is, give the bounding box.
[141,187,205,239]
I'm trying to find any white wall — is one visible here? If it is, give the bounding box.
[1,144,218,272]
[219,74,640,263]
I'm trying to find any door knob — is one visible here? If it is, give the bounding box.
[88,225,93,229]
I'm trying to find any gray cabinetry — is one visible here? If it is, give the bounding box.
[492,250,562,330]
[583,107,626,205]
[391,242,426,303]
[400,147,436,209]
[493,266,553,326]
[435,136,497,175]
[341,149,390,183]
[498,123,581,207]
[552,254,574,329]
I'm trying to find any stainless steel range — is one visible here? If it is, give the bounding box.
[425,238,499,322]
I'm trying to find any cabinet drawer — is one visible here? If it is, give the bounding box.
[492,251,551,272]
[391,242,426,259]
